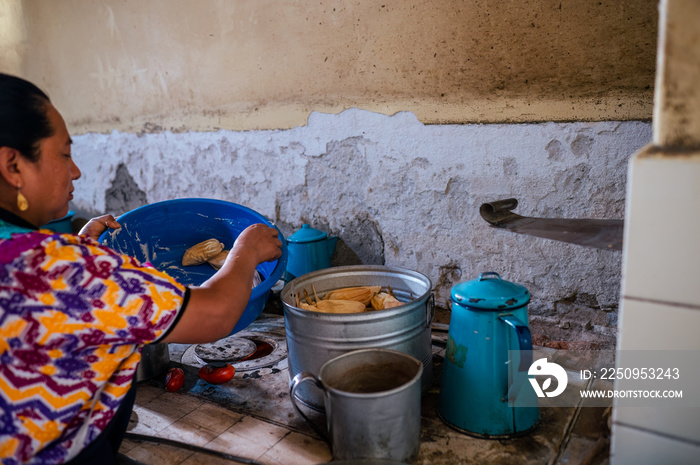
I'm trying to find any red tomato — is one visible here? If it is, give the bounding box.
[165,367,185,392]
[198,363,235,384]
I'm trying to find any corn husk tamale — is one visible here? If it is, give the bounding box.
[370,292,403,310]
[322,286,381,306]
[300,299,367,314]
[182,239,225,266]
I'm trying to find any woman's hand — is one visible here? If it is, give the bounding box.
[229,223,283,265]
[78,214,121,241]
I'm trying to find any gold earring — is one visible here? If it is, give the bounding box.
[17,184,29,211]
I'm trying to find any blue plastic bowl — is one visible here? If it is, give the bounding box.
[98,198,287,335]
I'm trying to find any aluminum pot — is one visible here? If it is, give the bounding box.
[281,265,434,410]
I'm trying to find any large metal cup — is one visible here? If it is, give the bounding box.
[290,348,423,462]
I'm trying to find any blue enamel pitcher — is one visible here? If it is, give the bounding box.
[285,224,338,281]
[437,272,539,437]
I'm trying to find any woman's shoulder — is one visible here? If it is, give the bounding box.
[1,229,185,290]
[0,228,53,263]
[0,228,93,254]
[2,228,127,256]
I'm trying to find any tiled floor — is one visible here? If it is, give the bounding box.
[118,311,613,465]
[121,384,331,464]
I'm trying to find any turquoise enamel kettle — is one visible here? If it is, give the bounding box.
[437,272,539,438]
[285,224,338,281]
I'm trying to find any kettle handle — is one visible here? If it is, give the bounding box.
[499,314,533,403]
[289,372,330,444]
[499,314,533,371]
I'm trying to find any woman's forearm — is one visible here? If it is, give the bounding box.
[162,224,281,343]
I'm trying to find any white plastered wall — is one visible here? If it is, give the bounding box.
[612,0,700,463]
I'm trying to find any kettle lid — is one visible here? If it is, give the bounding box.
[288,224,328,243]
[451,272,530,310]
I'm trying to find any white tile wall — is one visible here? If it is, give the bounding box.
[614,405,700,447]
[621,148,700,307]
[617,298,700,351]
[611,423,700,465]
[615,297,700,446]
[614,146,700,464]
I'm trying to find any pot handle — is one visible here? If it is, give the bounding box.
[289,372,329,443]
[426,293,436,327]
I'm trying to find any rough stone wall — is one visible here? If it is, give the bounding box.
[71,110,652,349]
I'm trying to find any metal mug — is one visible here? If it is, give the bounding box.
[290,348,423,462]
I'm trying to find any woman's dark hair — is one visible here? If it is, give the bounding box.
[0,73,53,162]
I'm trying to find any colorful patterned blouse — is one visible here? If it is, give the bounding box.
[0,212,188,464]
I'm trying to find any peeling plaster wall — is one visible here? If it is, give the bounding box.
[72,110,652,348]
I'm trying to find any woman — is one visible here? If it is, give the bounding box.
[0,73,282,464]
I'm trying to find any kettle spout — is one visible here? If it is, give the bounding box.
[327,236,338,258]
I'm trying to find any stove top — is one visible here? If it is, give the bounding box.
[172,313,313,431]
[162,310,612,465]
[182,321,288,374]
